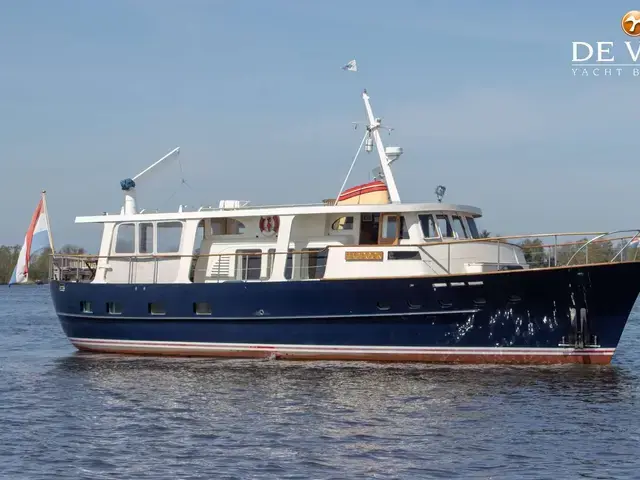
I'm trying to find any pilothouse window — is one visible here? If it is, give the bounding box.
[451,215,468,239]
[466,217,480,239]
[115,223,135,253]
[419,215,438,239]
[436,215,455,238]
[139,223,154,253]
[157,222,183,253]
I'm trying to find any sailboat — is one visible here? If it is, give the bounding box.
[9,191,55,286]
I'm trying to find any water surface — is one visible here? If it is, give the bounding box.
[1,286,639,479]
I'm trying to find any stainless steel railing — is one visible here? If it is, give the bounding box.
[49,230,640,284]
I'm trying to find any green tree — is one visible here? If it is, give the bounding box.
[0,245,21,284]
[614,238,639,262]
[556,237,616,266]
[58,245,86,255]
[519,238,548,268]
[0,243,87,284]
[27,247,52,282]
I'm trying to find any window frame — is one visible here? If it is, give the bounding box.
[138,222,155,254]
[418,214,440,241]
[450,215,468,240]
[465,216,481,239]
[331,216,354,231]
[156,221,184,254]
[111,220,185,256]
[301,248,329,280]
[113,222,136,254]
[378,213,401,245]
[235,249,263,281]
[435,214,455,239]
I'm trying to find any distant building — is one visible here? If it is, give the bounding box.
[51,256,96,282]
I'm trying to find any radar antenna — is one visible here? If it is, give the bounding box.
[120,146,181,215]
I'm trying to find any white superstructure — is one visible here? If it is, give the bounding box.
[73,90,528,285]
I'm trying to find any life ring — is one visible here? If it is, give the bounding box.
[259,216,279,236]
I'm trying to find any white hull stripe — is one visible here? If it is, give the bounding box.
[69,338,615,356]
[59,309,480,321]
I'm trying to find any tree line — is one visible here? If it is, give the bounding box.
[479,232,639,268]
[0,244,86,285]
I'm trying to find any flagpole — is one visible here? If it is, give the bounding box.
[41,190,56,253]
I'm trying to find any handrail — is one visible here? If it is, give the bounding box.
[49,231,640,261]
[48,229,640,284]
[566,229,640,265]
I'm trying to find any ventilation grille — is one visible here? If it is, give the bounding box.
[208,256,231,277]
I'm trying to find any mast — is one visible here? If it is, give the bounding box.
[361,90,401,203]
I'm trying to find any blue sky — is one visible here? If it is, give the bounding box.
[0,0,637,250]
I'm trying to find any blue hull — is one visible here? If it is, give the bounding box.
[49,262,640,364]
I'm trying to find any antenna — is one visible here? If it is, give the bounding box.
[435,185,446,203]
[335,90,404,203]
[361,90,402,203]
[120,146,181,215]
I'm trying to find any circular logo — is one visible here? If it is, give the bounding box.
[622,11,640,36]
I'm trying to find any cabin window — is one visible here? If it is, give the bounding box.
[139,223,154,254]
[418,214,438,239]
[379,214,400,245]
[451,215,468,239]
[114,223,135,254]
[80,301,92,313]
[236,249,262,280]
[388,250,421,260]
[157,221,183,253]
[284,249,294,280]
[194,302,212,315]
[466,217,480,239]
[211,218,245,235]
[149,303,166,315]
[435,215,454,238]
[331,216,354,230]
[302,248,328,279]
[107,302,122,314]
